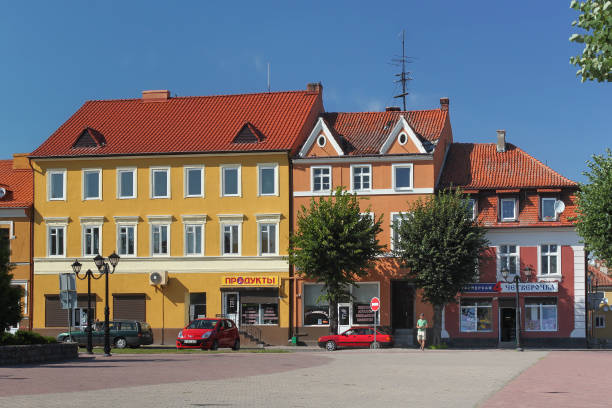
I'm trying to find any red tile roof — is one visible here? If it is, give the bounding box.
[439,143,577,189]
[0,160,33,208]
[322,109,448,155]
[590,265,612,287]
[30,90,322,158]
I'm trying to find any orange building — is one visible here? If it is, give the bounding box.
[291,99,453,345]
[0,154,33,332]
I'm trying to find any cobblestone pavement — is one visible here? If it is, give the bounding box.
[0,349,554,408]
[481,351,611,408]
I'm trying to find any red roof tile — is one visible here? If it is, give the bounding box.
[322,109,448,155]
[30,90,322,158]
[0,160,33,208]
[590,265,612,287]
[439,143,577,189]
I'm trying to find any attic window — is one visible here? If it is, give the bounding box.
[72,128,106,149]
[233,123,263,144]
[317,135,326,147]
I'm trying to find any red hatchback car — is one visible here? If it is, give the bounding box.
[176,318,240,350]
[318,327,393,351]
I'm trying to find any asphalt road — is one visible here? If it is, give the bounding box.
[0,349,608,407]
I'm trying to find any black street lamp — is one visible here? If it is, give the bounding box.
[93,252,120,356]
[501,265,532,351]
[71,260,105,354]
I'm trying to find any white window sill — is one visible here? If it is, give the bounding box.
[536,275,562,282]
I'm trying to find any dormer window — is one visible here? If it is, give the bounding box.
[541,198,557,221]
[500,198,517,221]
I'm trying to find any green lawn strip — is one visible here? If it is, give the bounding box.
[88,347,290,354]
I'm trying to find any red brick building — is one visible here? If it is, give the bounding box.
[438,132,585,347]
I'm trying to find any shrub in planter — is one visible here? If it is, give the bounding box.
[0,330,57,346]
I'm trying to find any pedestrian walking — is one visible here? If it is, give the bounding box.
[416,313,428,351]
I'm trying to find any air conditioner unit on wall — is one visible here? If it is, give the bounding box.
[149,271,168,286]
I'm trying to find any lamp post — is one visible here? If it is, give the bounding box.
[71,260,105,354]
[501,265,532,351]
[93,252,120,356]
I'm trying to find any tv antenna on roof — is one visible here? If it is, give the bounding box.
[267,62,271,93]
[391,30,414,111]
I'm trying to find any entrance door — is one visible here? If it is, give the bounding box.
[500,308,516,342]
[391,281,414,329]
[222,292,240,328]
[338,303,352,333]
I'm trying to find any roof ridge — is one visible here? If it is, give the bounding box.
[83,89,312,103]
[324,109,442,115]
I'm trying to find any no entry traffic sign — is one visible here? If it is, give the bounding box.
[370,297,380,312]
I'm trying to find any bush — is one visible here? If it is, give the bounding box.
[0,330,57,346]
[427,342,449,350]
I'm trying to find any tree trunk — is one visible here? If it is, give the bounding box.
[329,298,338,335]
[432,303,443,346]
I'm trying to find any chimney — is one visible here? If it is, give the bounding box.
[385,106,401,112]
[142,90,170,102]
[12,153,30,170]
[306,82,323,94]
[496,130,506,153]
[440,97,449,111]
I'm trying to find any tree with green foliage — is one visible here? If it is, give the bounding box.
[393,189,489,346]
[569,0,612,82]
[289,188,385,334]
[575,148,612,265]
[0,235,23,332]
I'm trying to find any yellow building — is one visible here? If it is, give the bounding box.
[30,85,323,344]
[0,154,33,332]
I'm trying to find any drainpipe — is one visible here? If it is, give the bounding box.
[27,158,35,331]
[288,153,294,339]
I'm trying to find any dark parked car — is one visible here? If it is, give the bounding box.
[56,320,154,349]
[318,327,394,351]
[176,318,240,350]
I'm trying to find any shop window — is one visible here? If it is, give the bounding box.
[189,292,206,321]
[499,244,518,276]
[241,303,279,325]
[460,299,492,332]
[525,298,557,331]
[352,283,379,325]
[596,315,605,328]
[303,284,329,326]
[540,244,559,275]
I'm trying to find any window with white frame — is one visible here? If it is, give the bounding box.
[392,164,413,191]
[151,168,170,198]
[258,164,278,196]
[222,224,240,255]
[185,166,204,197]
[499,245,518,276]
[185,224,203,255]
[596,315,605,328]
[47,169,66,200]
[525,298,557,331]
[259,224,277,255]
[541,197,557,221]
[540,244,559,275]
[311,166,331,192]
[500,198,517,221]
[360,212,375,225]
[466,198,477,220]
[117,168,136,199]
[303,284,329,326]
[151,224,170,256]
[351,165,371,191]
[10,280,27,316]
[221,165,241,197]
[83,169,101,200]
[391,212,404,250]
[460,299,493,332]
[0,227,9,254]
[117,225,136,256]
[48,226,65,257]
[82,226,101,256]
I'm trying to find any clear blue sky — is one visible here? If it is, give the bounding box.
[0,1,608,183]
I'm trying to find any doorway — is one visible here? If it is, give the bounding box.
[391,281,414,329]
[338,303,352,333]
[500,308,516,342]
[222,292,240,328]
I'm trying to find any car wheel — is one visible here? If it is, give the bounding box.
[210,340,219,351]
[62,336,73,343]
[114,337,127,349]
[232,339,240,351]
[325,340,337,351]
[370,341,381,349]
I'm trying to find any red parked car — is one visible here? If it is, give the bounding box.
[176,318,240,350]
[318,327,393,351]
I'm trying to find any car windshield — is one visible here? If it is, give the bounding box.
[187,319,219,329]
